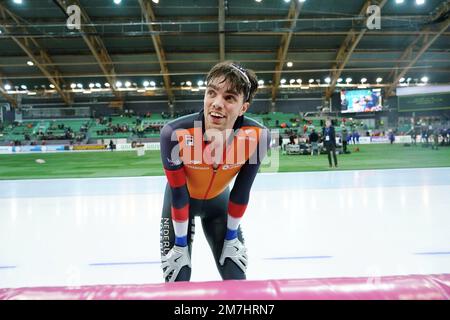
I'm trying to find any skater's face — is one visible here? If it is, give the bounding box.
[204,77,249,132]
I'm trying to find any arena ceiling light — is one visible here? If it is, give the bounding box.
[105,82,111,88]
[77,83,83,89]
[125,81,132,88]
[337,78,343,83]
[345,77,352,84]
[89,83,95,88]
[280,79,287,84]
[143,81,150,87]
[289,79,296,85]
[421,76,428,83]
[399,77,406,83]
[308,79,314,84]
[115,81,122,88]
[13,0,23,4]
[150,81,156,87]
[113,0,122,4]
[70,83,76,89]
[27,61,34,66]
[286,62,293,68]
[186,81,192,87]
[296,79,302,84]
[95,83,101,88]
[20,85,27,90]
[49,84,55,89]
[325,77,331,84]
[376,77,383,83]
[152,0,159,3]
[361,78,367,84]
[4,84,12,91]
[416,0,425,5]
[395,0,404,4]
[255,0,262,3]
[258,80,264,86]
[197,80,204,86]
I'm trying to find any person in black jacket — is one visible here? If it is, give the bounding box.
[322,120,338,168]
[308,128,320,156]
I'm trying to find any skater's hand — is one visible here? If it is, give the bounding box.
[161,245,191,282]
[219,238,248,273]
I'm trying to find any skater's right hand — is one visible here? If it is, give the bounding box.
[161,245,191,282]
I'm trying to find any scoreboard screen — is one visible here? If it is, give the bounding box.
[398,92,450,112]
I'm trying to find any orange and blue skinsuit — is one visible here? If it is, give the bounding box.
[159,109,270,281]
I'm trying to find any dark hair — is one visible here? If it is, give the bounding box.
[206,61,258,103]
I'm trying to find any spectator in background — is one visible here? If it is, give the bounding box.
[388,130,395,144]
[322,120,338,168]
[288,133,296,145]
[421,127,429,146]
[309,128,319,156]
[109,140,115,151]
[411,128,417,146]
[431,131,439,150]
[346,131,352,146]
[278,134,283,150]
[341,127,348,153]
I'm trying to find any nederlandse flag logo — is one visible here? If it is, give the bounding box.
[184,135,194,146]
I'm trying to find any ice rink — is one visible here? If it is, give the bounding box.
[1,167,449,289]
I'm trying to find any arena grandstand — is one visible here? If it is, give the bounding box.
[1,0,450,304]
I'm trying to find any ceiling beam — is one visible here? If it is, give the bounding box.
[3,65,450,78]
[385,19,450,97]
[325,0,388,99]
[4,67,448,81]
[2,57,449,68]
[271,0,305,103]
[138,0,175,104]
[233,31,450,36]
[2,48,446,59]
[0,4,72,105]
[2,27,449,38]
[54,0,122,102]
[0,14,433,24]
[1,48,448,60]
[218,0,225,62]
